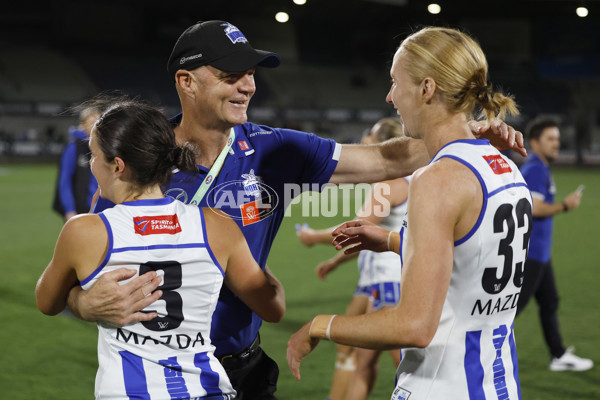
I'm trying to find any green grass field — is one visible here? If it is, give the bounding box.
[1,164,598,399]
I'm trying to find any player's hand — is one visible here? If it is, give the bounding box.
[69,268,163,325]
[296,223,316,247]
[469,118,526,157]
[287,320,320,381]
[315,259,338,281]
[332,220,391,254]
[563,188,583,211]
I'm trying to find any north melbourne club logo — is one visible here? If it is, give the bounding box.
[392,386,411,400]
[241,169,261,197]
[207,171,279,226]
[221,23,248,44]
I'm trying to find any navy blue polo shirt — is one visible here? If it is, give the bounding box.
[94,120,340,355]
[519,153,555,263]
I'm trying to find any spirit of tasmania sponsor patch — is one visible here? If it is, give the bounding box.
[483,154,512,174]
[133,214,182,235]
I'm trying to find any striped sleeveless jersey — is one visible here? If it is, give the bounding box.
[393,140,531,400]
[82,197,235,400]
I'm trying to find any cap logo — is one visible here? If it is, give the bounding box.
[180,53,203,65]
[221,23,248,44]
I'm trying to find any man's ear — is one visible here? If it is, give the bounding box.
[420,77,437,103]
[175,70,195,99]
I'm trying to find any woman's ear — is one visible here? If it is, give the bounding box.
[421,77,437,103]
[113,157,126,178]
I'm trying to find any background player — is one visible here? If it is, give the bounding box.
[36,101,285,399]
[517,116,592,371]
[52,102,103,221]
[287,26,531,400]
[297,118,408,400]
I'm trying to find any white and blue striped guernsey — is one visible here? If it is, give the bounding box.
[93,121,341,357]
[81,197,235,400]
[392,139,532,400]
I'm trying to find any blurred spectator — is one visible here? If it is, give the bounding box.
[52,103,103,221]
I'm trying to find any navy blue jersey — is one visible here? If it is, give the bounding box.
[55,129,98,214]
[519,154,554,263]
[94,121,340,355]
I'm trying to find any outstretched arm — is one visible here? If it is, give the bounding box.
[331,220,399,255]
[330,137,427,184]
[296,224,336,247]
[315,249,359,281]
[329,119,524,185]
[531,186,583,217]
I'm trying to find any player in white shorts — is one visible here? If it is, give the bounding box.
[288,26,531,400]
[297,118,409,400]
[36,101,285,399]
[298,175,408,400]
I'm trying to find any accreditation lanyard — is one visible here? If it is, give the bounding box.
[189,128,235,206]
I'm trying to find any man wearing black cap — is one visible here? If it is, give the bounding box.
[66,20,527,399]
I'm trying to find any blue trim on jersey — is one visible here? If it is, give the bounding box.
[194,352,225,398]
[509,323,522,400]
[488,182,529,198]
[199,208,226,278]
[436,155,488,246]
[464,330,486,400]
[119,350,151,400]
[430,139,490,164]
[111,243,207,254]
[80,213,113,286]
[399,227,405,267]
[121,197,175,207]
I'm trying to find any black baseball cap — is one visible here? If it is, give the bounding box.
[167,20,281,76]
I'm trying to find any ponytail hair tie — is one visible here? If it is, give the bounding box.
[476,83,491,101]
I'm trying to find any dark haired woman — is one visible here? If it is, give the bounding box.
[36,101,285,399]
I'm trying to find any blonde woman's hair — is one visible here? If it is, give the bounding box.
[399,27,519,122]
